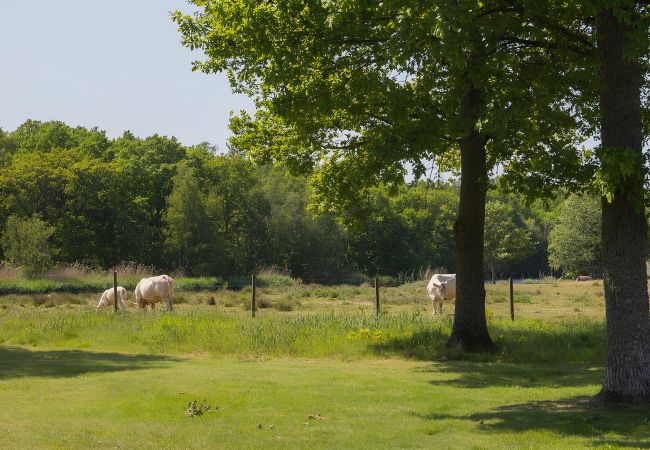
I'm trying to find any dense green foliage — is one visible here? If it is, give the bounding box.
[548,195,602,279]
[0,120,612,279]
[173,0,587,212]
[484,202,534,281]
[1,215,55,276]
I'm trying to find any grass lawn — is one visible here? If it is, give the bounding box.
[0,280,648,448]
[2,349,648,449]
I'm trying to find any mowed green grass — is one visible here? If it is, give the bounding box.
[1,280,649,448]
[1,351,647,449]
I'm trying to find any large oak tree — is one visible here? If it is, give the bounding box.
[175,0,583,352]
[595,3,650,402]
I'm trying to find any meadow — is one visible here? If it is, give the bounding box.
[1,278,648,449]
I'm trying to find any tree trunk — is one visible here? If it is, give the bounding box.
[596,8,650,403]
[447,87,494,353]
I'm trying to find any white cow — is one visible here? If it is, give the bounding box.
[426,273,456,315]
[96,286,127,310]
[135,275,173,311]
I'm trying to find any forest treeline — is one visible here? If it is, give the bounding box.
[0,120,601,279]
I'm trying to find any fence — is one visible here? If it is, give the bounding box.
[244,275,519,321]
[0,270,601,321]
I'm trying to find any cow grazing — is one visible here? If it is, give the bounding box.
[96,286,127,310]
[135,275,174,311]
[427,273,456,315]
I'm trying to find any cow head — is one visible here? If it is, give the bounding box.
[431,281,447,298]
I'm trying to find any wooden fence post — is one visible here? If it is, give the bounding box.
[509,277,514,321]
[251,274,256,318]
[375,276,380,315]
[113,270,118,313]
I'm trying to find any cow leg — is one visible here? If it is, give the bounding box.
[433,299,443,316]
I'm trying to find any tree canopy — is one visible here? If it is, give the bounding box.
[174,0,597,352]
[548,195,601,279]
[0,120,596,280]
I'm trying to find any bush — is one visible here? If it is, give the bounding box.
[274,297,299,311]
[257,298,272,309]
[257,274,296,287]
[2,215,55,277]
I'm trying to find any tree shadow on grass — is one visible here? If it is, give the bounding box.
[0,346,180,379]
[371,329,451,360]
[417,396,650,448]
[417,361,603,389]
[372,320,605,365]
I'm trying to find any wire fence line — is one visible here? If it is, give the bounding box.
[0,274,572,297]
[0,270,581,324]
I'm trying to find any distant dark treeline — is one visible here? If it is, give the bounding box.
[0,120,599,279]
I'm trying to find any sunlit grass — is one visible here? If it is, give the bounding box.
[0,303,605,365]
[1,279,647,449]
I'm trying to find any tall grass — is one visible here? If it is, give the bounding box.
[397,266,449,283]
[0,276,228,294]
[0,307,606,364]
[0,263,314,294]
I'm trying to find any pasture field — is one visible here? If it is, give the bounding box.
[0,280,648,448]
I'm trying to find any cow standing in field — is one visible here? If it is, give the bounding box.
[135,275,174,311]
[96,286,127,311]
[427,274,456,315]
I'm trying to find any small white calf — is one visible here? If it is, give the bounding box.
[426,274,456,315]
[96,286,127,310]
[135,275,173,311]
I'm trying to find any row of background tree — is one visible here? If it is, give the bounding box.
[0,120,603,280]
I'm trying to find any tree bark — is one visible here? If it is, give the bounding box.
[596,8,650,403]
[447,87,495,353]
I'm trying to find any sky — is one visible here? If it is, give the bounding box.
[0,0,253,151]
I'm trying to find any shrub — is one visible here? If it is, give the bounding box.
[257,274,296,287]
[174,295,189,304]
[222,296,240,308]
[257,298,272,309]
[274,297,299,312]
[2,215,55,277]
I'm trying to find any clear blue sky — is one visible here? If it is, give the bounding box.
[0,0,253,150]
